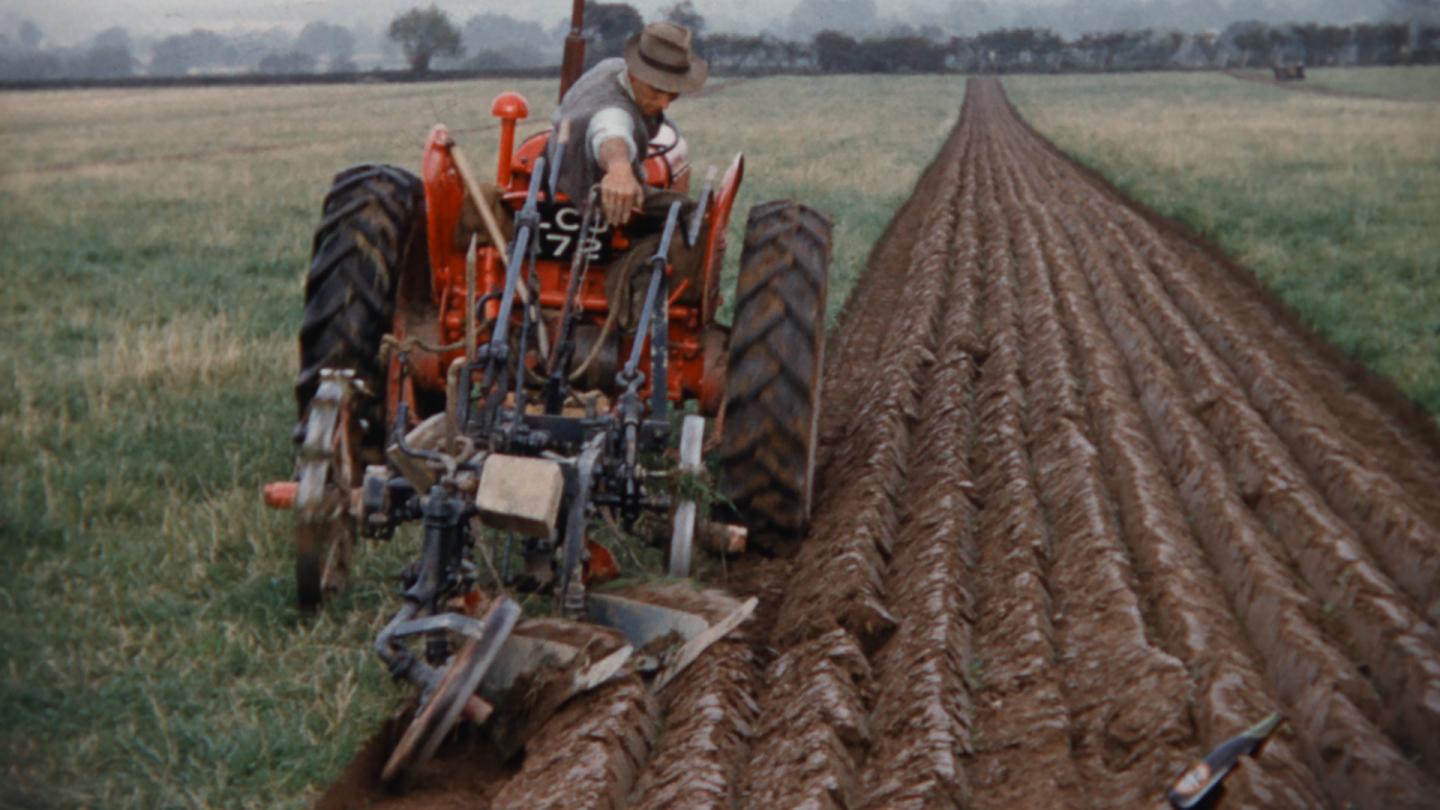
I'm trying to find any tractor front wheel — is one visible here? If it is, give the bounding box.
[717,201,830,552]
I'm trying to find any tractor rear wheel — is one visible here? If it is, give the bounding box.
[717,201,830,552]
[296,163,427,463]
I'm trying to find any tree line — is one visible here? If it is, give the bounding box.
[710,20,1439,74]
[3,2,1437,84]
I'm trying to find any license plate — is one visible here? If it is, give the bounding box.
[535,202,614,263]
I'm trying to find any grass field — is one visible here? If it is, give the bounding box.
[1006,68,1440,420]
[1231,64,1440,101]
[0,75,964,807]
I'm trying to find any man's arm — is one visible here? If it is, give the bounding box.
[597,137,644,227]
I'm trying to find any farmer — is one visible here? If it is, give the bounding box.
[546,20,708,228]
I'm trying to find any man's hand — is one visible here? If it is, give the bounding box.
[598,139,644,227]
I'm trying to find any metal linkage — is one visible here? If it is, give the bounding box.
[557,434,605,619]
[611,201,683,527]
[544,186,602,414]
[464,156,549,445]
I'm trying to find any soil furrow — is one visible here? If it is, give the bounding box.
[998,92,1440,615]
[991,93,1440,516]
[489,675,658,809]
[990,102,1440,767]
[1080,192,1440,770]
[1145,233,1440,534]
[856,104,983,810]
[815,117,973,479]
[991,128,1201,805]
[1104,208,1440,623]
[628,641,759,810]
[734,108,973,810]
[1039,143,1438,806]
[963,96,1086,809]
[738,629,873,809]
[771,145,962,651]
[1008,125,1331,809]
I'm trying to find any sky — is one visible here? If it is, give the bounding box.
[4,0,1398,47]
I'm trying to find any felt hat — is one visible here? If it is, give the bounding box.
[624,21,708,94]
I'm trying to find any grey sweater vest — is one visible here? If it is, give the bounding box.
[546,58,661,202]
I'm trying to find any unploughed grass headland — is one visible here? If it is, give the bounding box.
[1007,68,1440,421]
[0,75,962,808]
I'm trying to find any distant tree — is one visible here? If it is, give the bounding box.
[75,43,136,78]
[974,27,1064,72]
[663,1,705,36]
[92,26,131,52]
[258,50,318,74]
[1295,24,1351,65]
[19,20,42,49]
[1232,26,1271,67]
[869,35,947,72]
[787,0,876,39]
[814,30,862,72]
[388,5,464,73]
[1074,31,1131,71]
[149,30,239,75]
[584,2,643,61]
[704,32,806,72]
[1353,22,1411,63]
[1419,24,1440,62]
[296,21,355,69]
[0,50,62,80]
[461,13,556,68]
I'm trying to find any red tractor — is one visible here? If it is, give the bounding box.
[267,22,829,783]
[286,92,829,603]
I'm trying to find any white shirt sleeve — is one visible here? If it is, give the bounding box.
[588,107,637,164]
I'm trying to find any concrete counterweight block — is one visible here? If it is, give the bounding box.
[476,455,565,538]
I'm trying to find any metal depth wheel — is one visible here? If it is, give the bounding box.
[668,414,705,577]
[717,200,830,552]
[294,370,360,610]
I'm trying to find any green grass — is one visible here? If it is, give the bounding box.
[1303,65,1440,101]
[1005,69,1440,420]
[1232,64,1440,101]
[0,75,964,807]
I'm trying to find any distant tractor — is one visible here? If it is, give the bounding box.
[264,3,830,784]
[1273,63,1306,81]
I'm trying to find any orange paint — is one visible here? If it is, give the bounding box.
[263,481,297,509]
[583,540,621,585]
[406,120,741,418]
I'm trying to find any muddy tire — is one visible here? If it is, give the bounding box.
[296,163,427,460]
[718,201,830,551]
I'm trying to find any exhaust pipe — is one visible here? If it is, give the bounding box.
[559,0,586,102]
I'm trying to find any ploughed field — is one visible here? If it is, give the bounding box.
[324,77,1440,809]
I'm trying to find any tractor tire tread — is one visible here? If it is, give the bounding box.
[296,163,426,458]
[718,200,830,551]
